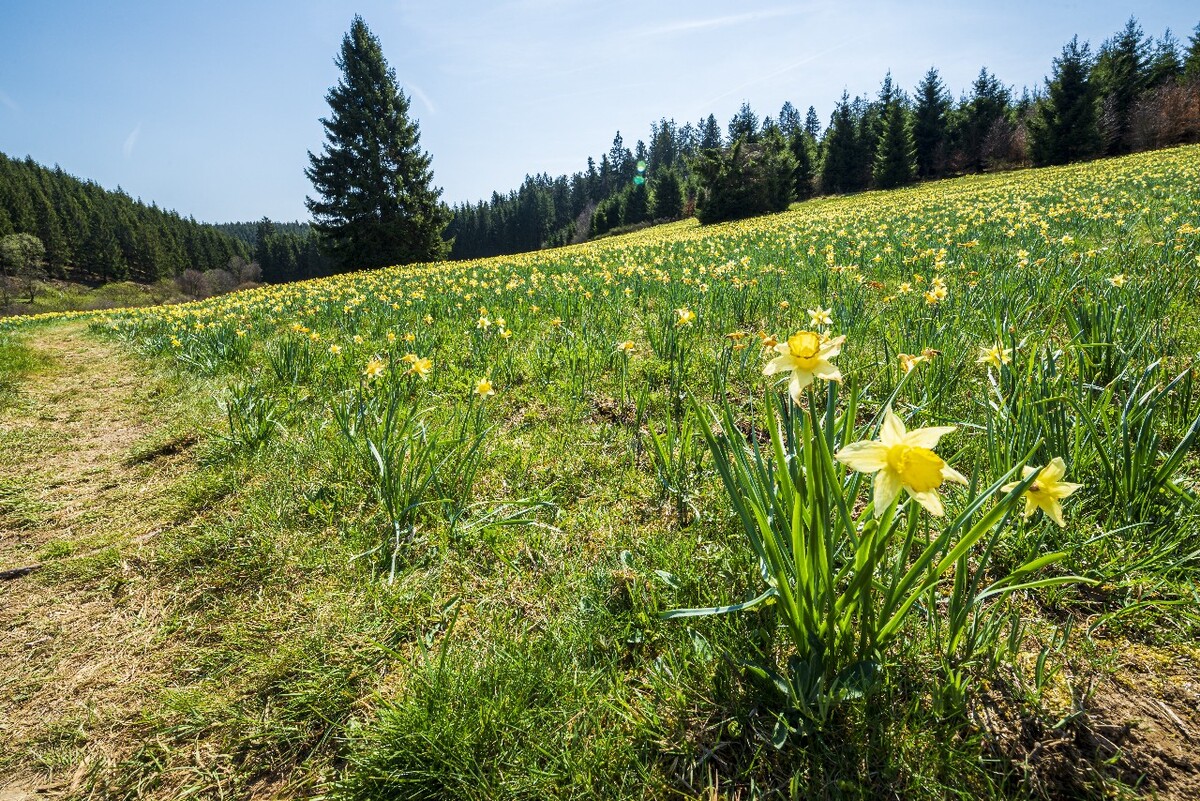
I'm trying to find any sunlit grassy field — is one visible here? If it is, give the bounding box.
[3,146,1200,799]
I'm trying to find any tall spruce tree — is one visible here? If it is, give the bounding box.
[820,93,862,194]
[1093,17,1150,154]
[873,99,916,188]
[1029,37,1102,166]
[699,114,723,150]
[789,131,815,200]
[913,68,950,178]
[306,16,450,271]
[1185,23,1200,82]
[1147,30,1183,88]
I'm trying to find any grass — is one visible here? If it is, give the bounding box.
[1,147,1199,799]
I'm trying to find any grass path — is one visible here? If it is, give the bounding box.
[0,323,194,799]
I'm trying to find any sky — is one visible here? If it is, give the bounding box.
[1,1,1194,223]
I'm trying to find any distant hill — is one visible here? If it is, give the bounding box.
[0,152,250,284]
[212,220,313,249]
[211,219,331,284]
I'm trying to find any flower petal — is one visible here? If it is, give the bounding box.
[907,488,945,517]
[818,335,846,359]
[903,425,957,449]
[880,409,906,445]
[940,464,969,485]
[1048,481,1082,499]
[873,468,902,517]
[836,441,890,473]
[1041,457,1067,483]
[788,370,813,404]
[811,361,842,381]
[1042,498,1066,527]
[763,354,795,376]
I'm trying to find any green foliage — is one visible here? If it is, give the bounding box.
[306,16,452,271]
[1094,17,1151,154]
[0,232,46,305]
[1030,37,1103,166]
[669,389,1080,729]
[819,93,865,194]
[0,153,249,283]
[789,132,816,200]
[872,101,916,189]
[650,169,683,220]
[693,134,795,225]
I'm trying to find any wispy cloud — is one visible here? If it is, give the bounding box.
[636,8,802,38]
[695,39,855,113]
[123,123,142,158]
[407,83,436,115]
[0,89,20,114]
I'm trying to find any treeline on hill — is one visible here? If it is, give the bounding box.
[213,219,333,284]
[0,153,249,284]
[446,17,1200,258]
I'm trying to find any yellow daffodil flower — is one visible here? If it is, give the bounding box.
[475,378,495,397]
[808,307,833,327]
[364,359,386,380]
[1109,274,1127,287]
[406,357,433,380]
[978,343,1012,369]
[675,307,696,327]
[763,330,845,404]
[836,409,967,517]
[616,340,635,355]
[1000,457,1081,527]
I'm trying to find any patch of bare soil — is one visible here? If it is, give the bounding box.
[977,642,1200,799]
[0,324,192,799]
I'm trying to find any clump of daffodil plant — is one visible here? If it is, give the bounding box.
[669,333,1085,733]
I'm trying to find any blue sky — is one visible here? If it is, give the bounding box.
[1,1,1194,222]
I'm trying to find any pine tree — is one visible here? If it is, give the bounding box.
[820,93,862,194]
[778,101,802,138]
[651,169,683,220]
[699,114,723,150]
[789,132,815,200]
[959,68,1011,171]
[1029,37,1102,166]
[1147,30,1183,88]
[1093,17,1150,154]
[728,102,760,143]
[305,16,450,271]
[873,99,915,188]
[913,68,950,178]
[804,106,822,139]
[1185,23,1200,82]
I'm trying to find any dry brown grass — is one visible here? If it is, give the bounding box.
[0,324,195,799]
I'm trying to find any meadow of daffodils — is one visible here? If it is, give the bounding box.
[4,145,1199,796]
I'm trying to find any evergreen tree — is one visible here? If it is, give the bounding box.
[699,114,723,150]
[305,16,451,271]
[1029,37,1102,166]
[1093,17,1150,154]
[651,169,683,220]
[789,132,815,200]
[913,67,950,178]
[728,102,760,143]
[1185,23,1200,82]
[820,93,863,194]
[624,180,649,225]
[959,68,1011,171]
[873,99,916,188]
[778,101,802,138]
[692,133,794,225]
[1147,30,1183,88]
[804,106,822,139]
